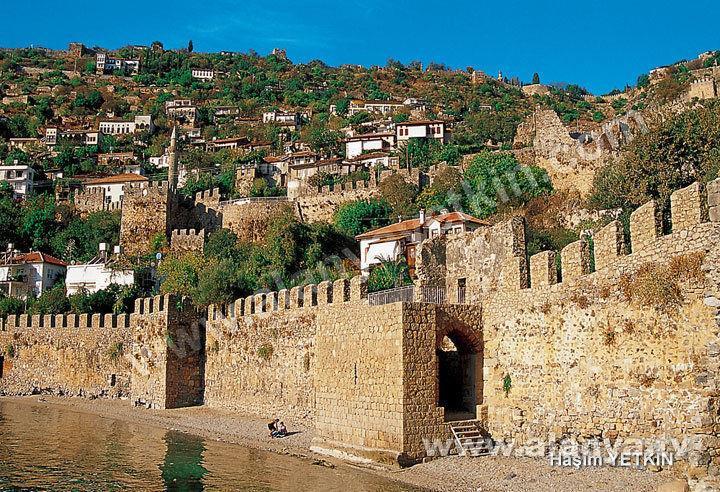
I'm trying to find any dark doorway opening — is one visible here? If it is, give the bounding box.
[438,333,479,421]
[0,356,4,378]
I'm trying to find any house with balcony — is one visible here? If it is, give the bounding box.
[96,53,140,75]
[0,251,67,299]
[356,211,488,277]
[396,120,448,145]
[191,68,215,81]
[344,132,395,159]
[0,164,35,197]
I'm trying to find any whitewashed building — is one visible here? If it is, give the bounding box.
[0,251,67,299]
[66,246,134,295]
[0,164,34,197]
[85,173,148,204]
[396,120,448,144]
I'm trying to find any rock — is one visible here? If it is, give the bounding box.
[504,472,517,480]
[704,297,720,308]
[656,479,689,492]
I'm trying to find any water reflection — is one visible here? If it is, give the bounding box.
[0,400,420,491]
[161,431,208,491]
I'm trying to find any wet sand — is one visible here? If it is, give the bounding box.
[1,396,677,491]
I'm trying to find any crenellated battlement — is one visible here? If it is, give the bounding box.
[132,294,172,316]
[195,187,221,203]
[0,294,176,332]
[124,180,170,195]
[519,180,719,291]
[207,276,364,322]
[0,312,131,331]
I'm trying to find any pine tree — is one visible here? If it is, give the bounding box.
[188,40,194,53]
[532,73,540,84]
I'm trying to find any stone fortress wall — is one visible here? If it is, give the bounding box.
[415,179,720,489]
[4,177,720,486]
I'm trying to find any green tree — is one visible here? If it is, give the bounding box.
[333,198,392,237]
[188,40,194,53]
[464,152,553,218]
[416,166,465,211]
[531,73,540,85]
[379,174,419,218]
[367,256,412,293]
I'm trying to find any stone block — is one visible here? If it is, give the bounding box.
[561,239,590,282]
[594,220,626,271]
[529,251,557,288]
[317,281,332,305]
[630,200,662,252]
[670,181,708,231]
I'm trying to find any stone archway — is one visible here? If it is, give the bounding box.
[436,320,483,422]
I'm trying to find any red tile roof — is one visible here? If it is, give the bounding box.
[8,252,67,267]
[356,212,489,240]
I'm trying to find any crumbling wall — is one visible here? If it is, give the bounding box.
[219,199,294,242]
[170,229,205,255]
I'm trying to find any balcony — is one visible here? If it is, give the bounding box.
[368,285,464,306]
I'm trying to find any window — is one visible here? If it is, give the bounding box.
[458,278,467,304]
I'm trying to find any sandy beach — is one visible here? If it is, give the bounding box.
[0,396,680,492]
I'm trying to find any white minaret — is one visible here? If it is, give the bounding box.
[167,126,178,190]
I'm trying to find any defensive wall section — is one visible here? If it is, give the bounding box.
[0,295,204,410]
[416,179,720,488]
[3,178,720,485]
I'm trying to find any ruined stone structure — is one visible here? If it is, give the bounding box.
[234,166,258,197]
[3,179,720,488]
[688,77,718,100]
[218,198,296,243]
[290,165,445,223]
[72,187,122,217]
[170,229,206,255]
[514,109,647,196]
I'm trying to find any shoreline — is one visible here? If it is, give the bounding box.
[0,396,678,492]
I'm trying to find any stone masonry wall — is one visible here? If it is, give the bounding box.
[120,182,175,257]
[219,200,295,242]
[416,178,720,488]
[0,313,132,398]
[170,229,205,255]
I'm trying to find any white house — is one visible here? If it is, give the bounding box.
[96,53,140,75]
[85,173,148,204]
[344,132,395,159]
[0,164,35,197]
[0,251,67,299]
[343,152,391,173]
[356,211,488,276]
[396,120,448,144]
[65,246,134,295]
[191,68,215,81]
[262,110,303,129]
[165,100,197,124]
[45,128,99,147]
[98,115,154,135]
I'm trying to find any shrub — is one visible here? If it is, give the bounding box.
[257,343,274,360]
[107,342,124,361]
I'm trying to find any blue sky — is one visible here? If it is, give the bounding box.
[4,0,720,94]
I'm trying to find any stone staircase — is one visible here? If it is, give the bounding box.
[449,420,490,456]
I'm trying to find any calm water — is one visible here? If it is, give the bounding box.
[0,400,420,491]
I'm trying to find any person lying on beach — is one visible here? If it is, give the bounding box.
[268,419,279,437]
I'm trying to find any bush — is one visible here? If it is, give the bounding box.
[367,256,412,293]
